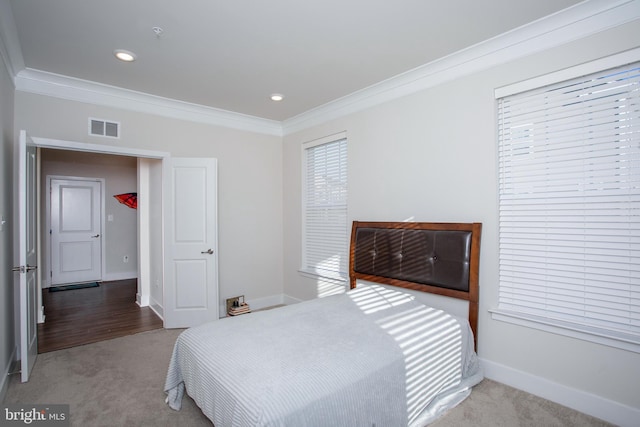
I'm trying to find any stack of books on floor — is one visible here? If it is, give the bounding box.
[228,303,251,316]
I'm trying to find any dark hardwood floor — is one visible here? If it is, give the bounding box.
[38,279,163,353]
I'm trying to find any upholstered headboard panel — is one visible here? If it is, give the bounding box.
[349,221,482,348]
[353,228,472,291]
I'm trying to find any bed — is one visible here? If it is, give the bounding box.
[165,221,483,426]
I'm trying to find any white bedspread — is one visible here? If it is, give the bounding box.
[165,284,482,426]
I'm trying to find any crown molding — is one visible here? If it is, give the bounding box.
[5,0,639,137]
[0,0,25,83]
[3,0,282,136]
[15,69,283,137]
[282,0,640,135]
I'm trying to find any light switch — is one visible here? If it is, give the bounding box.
[108,214,114,222]
[0,214,6,232]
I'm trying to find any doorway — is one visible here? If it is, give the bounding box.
[19,134,217,339]
[37,148,157,351]
[40,149,138,291]
[30,140,168,349]
[17,134,219,382]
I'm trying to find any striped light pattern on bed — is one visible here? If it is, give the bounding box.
[165,284,481,426]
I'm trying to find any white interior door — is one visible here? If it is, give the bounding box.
[16,130,38,382]
[50,178,102,285]
[164,157,219,328]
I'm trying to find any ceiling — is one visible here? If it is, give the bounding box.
[7,0,584,121]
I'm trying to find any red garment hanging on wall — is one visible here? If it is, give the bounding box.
[114,192,137,209]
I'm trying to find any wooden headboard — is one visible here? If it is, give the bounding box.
[349,221,482,349]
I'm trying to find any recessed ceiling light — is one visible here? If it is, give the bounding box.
[270,93,284,101]
[114,49,137,62]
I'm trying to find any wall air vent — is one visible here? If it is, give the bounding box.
[89,118,120,139]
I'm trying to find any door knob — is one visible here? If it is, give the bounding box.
[11,265,38,273]
[201,249,214,254]
[91,234,100,238]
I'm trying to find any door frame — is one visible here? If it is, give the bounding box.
[27,137,169,322]
[45,175,105,288]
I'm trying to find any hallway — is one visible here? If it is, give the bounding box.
[37,279,163,353]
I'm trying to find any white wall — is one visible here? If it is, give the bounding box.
[282,20,640,424]
[40,149,138,285]
[6,8,638,425]
[0,32,15,402]
[14,93,284,310]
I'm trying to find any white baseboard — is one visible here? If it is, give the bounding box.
[102,272,137,282]
[249,294,286,310]
[0,346,17,403]
[149,298,163,320]
[244,293,305,311]
[480,357,640,427]
[42,272,137,288]
[136,290,150,308]
[218,293,305,319]
[283,294,303,305]
[135,292,150,308]
[218,294,278,318]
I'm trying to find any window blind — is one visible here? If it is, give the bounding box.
[303,136,348,278]
[497,61,640,345]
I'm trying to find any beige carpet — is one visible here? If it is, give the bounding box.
[4,328,612,427]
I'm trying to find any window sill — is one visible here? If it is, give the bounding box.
[489,308,640,354]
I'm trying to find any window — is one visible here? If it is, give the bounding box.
[493,58,640,352]
[302,133,348,280]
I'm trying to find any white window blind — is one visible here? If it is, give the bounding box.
[496,61,640,347]
[302,135,348,279]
